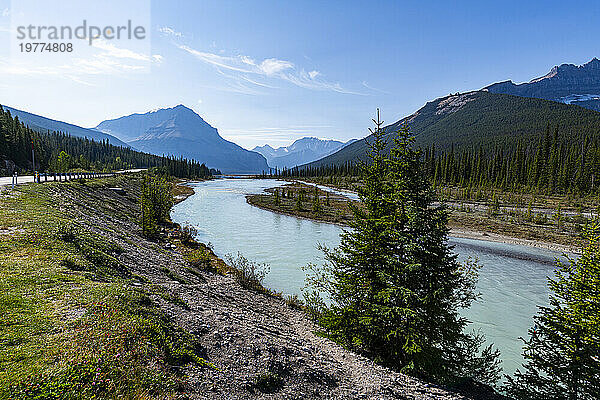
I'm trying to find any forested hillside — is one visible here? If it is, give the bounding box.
[295,91,600,195]
[421,124,600,194]
[0,106,214,178]
[308,91,600,168]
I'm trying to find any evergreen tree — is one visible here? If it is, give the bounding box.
[274,188,280,206]
[305,110,500,385]
[505,220,600,400]
[312,185,322,214]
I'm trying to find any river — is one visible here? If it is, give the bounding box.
[171,178,567,378]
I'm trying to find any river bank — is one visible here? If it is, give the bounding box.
[0,175,497,399]
[247,180,580,254]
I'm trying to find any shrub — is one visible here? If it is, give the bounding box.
[180,224,198,245]
[160,266,188,284]
[225,252,270,293]
[254,372,283,393]
[185,248,212,270]
[284,294,304,310]
[140,175,173,237]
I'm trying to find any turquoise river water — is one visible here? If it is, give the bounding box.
[171,178,568,378]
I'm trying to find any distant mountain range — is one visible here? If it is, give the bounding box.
[485,57,600,112]
[252,137,357,169]
[95,105,269,174]
[305,58,600,169]
[2,106,129,147]
[6,58,600,175]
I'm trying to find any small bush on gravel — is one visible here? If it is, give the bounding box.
[225,252,270,293]
[284,294,304,310]
[140,175,173,237]
[185,248,212,270]
[180,224,198,245]
[160,266,189,284]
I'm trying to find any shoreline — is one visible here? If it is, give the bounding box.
[244,180,579,255]
[245,195,351,228]
[1,175,483,399]
[449,228,578,254]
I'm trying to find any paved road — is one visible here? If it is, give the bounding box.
[0,169,146,188]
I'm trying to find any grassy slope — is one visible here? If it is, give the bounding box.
[0,177,205,399]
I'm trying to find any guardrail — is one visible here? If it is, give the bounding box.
[8,171,117,190]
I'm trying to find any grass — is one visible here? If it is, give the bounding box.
[0,179,208,399]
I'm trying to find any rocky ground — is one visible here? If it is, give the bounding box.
[27,175,504,399]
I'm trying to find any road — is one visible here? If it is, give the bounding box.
[0,169,146,188]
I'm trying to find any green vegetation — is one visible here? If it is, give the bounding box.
[0,180,207,399]
[140,175,173,237]
[505,221,600,399]
[246,183,354,225]
[225,253,270,294]
[253,371,284,393]
[304,111,500,386]
[160,266,189,284]
[422,122,600,196]
[302,91,600,173]
[0,105,214,178]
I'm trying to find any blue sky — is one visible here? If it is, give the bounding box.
[0,0,598,149]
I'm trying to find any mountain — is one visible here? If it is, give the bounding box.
[306,91,600,168]
[485,58,600,112]
[2,105,129,147]
[95,105,269,174]
[252,137,356,168]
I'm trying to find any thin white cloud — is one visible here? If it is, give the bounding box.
[66,75,97,87]
[258,58,293,75]
[2,8,9,17]
[239,74,278,89]
[92,39,151,61]
[158,26,182,37]
[362,80,391,94]
[177,43,362,94]
[178,45,257,74]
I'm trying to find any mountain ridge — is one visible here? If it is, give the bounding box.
[485,57,600,111]
[253,137,357,168]
[95,105,269,174]
[304,90,600,168]
[1,105,130,148]
[305,58,600,169]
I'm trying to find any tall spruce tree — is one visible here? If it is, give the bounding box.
[505,220,600,400]
[305,110,500,385]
